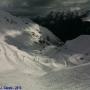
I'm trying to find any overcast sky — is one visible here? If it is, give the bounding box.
[0,0,88,7]
[0,0,89,16]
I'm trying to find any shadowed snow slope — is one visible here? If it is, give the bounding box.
[0,10,90,90]
[0,10,62,53]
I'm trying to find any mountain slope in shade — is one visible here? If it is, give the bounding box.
[0,10,62,53]
[0,10,90,90]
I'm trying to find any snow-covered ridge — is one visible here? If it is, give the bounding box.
[0,10,62,52]
[0,10,65,74]
[0,10,90,90]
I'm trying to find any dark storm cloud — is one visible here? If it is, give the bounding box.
[0,0,89,8]
[0,0,89,17]
[0,0,12,8]
[0,0,54,8]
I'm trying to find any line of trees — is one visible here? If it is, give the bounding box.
[32,10,90,42]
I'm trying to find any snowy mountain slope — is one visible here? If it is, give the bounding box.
[40,35,90,67]
[1,63,90,90]
[0,10,66,73]
[0,40,90,90]
[65,35,90,53]
[0,10,90,90]
[0,10,62,53]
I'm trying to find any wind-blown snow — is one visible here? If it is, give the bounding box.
[0,10,90,90]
